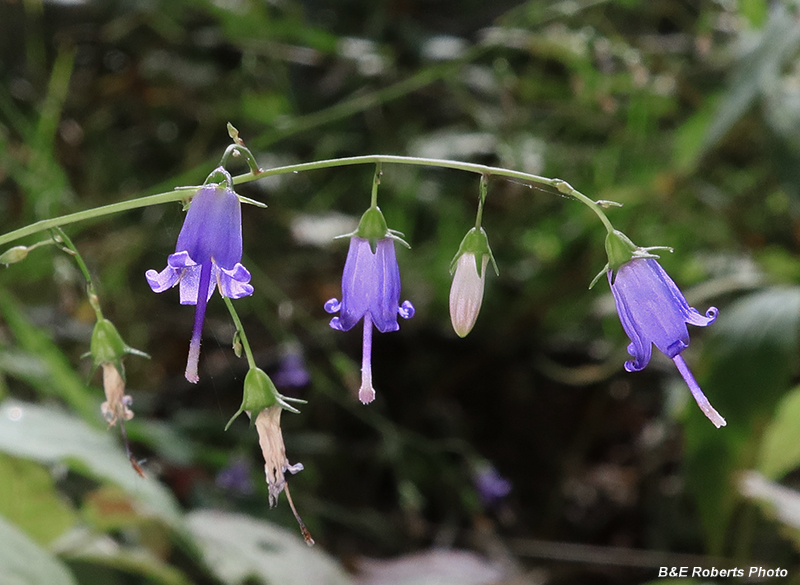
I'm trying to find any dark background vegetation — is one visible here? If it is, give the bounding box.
[3,0,800,584]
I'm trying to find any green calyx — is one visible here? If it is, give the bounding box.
[89,318,149,370]
[343,206,409,252]
[225,367,307,430]
[605,230,638,273]
[356,206,389,241]
[203,166,234,190]
[589,230,673,288]
[449,227,498,277]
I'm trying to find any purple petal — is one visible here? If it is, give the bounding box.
[327,236,413,333]
[176,184,243,268]
[610,258,695,360]
[399,300,415,320]
[167,250,197,269]
[371,238,402,333]
[647,259,718,328]
[324,298,341,314]
[217,263,254,299]
[145,265,181,293]
[336,237,377,331]
[178,264,217,305]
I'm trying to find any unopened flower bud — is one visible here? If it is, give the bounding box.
[0,246,30,266]
[448,227,497,338]
[450,252,489,337]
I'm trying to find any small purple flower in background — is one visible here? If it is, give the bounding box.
[273,348,311,389]
[325,206,414,404]
[146,168,253,383]
[215,457,255,496]
[603,230,724,428]
[473,462,512,508]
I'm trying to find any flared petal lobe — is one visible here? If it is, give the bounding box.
[609,258,716,371]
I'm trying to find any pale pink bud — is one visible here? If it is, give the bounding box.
[449,253,489,338]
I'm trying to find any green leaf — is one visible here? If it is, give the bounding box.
[0,453,77,545]
[56,526,193,585]
[684,286,800,554]
[701,4,800,155]
[740,471,800,541]
[0,400,181,528]
[757,385,800,480]
[186,510,354,585]
[0,514,77,585]
[0,289,99,423]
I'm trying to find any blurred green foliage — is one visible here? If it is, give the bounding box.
[3,0,800,583]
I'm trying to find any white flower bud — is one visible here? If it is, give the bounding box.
[449,252,489,338]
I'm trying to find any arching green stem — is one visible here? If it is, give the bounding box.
[0,156,616,246]
[52,227,103,320]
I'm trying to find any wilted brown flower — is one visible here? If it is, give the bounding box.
[100,362,134,427]
[254,406,304,507]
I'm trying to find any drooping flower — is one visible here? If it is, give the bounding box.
[145,168,253,383]
[324,206,414,404]
[603,230,725,428]
[449,226,497,338]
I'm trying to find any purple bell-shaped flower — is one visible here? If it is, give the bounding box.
[604,230,724,428]
[324,206,414,404]
[146,168,253,383]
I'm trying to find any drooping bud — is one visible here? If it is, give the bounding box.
[0,246,30,266]
[448,227,497,337]
[450,253,489,338]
